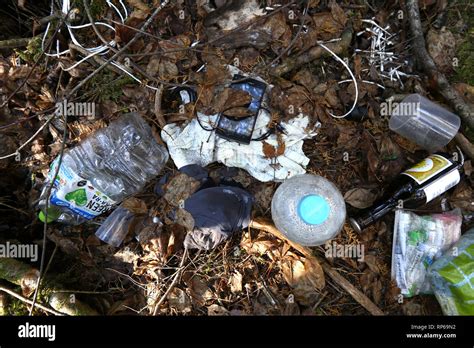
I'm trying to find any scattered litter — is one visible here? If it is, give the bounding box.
[356,18,415,87]
[391,209,462,297]
[162,65,319,182]
[158,165,253,251]
[428,227,474,315]
[184,186,253,250]
[41,0,169,91]
[271,174,346,246]
[163,111,317,182]
[389,94,461,152]
[95,197,153,247]
[38,113,168,224]
[349,151,464,233]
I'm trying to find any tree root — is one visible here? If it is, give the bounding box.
[0,258,98,315]
[406,0,474,131]
[0,37,33,49]
[271,27,353,77]
[249,218,385,316]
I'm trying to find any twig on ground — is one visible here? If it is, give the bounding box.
[249,218,385,316]
[0,286,65,316]
[154,84,166,128]
[0,37,35,49]
[271,27,353,76]
[29,112,69,316]
[0,113,55,160]
[267,0,310,68]
[152,248,188,316]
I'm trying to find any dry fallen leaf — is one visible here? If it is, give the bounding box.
[146,56,161,76]
[262,136,286,159]
[158,59,179,79]
[165,224,187,258]
[344,188,377,209]
[363,254,381,274]
[184,273,215,306]
[223,89,252,110]
[207,304,230,316]
[372,278,383,304]
[126,0,150,13]
[167,287,192,313]
[427,28,456,74]
[163,172,201,207]
[449,181,474,212]
[229,271,243,293]
[222,107,252,118]
[240,232,280,257]
[377,136,405,181]
[280,256,325,290]
[279,254,325,305]
[121,197,147,214]
[359,268,376,295]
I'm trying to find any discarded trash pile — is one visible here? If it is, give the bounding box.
[0,0,473,317]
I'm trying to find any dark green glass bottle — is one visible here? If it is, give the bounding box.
[349,151,464,233]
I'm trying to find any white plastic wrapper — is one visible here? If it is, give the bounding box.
[162,112,318,182]
[391,209,462,297]
[161,65,319,182]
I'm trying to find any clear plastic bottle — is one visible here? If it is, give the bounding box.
[38,113,169,224]
[271,174,346,246]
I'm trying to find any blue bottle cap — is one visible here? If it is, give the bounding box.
[298,194,330,225]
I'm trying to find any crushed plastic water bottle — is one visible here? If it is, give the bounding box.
[38,113,169,224]
[271,174,346,246]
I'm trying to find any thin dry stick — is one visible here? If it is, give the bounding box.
[249,218,385,316]
[154,84,166,128]
[29,113,69,316]
[63,0,170,101]
[0,286,65,316]
[152,248,188,316]
[0,113,55,160]
[267,0,310,68]
[28,0,171,316]
[0,9,68,108]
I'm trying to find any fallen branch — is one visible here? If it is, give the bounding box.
[0,37,34,49]
[0,258,98,315]
[454,133,474,160]
[271,27,353,76]
[0,286,65,316]
[249,218,385,316]
[406,0,474,131]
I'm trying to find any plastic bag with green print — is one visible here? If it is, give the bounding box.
[428,228,474,315]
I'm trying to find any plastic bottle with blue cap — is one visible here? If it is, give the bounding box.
[271,174,346,246]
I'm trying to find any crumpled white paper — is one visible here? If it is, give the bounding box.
[162,109,318,182]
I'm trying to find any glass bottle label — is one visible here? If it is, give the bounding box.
[401,154,452,184]
[422,170,460,203]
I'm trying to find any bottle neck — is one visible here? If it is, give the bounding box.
[352,198,398,232]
